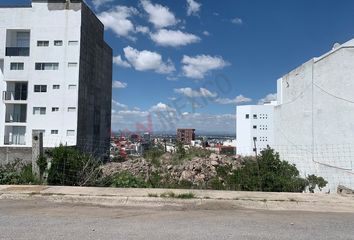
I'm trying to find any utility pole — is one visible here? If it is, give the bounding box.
[32,131,43,178]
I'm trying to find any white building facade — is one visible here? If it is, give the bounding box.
[274,39,354,192]
[236,102,276,156]
[0,0,112,157]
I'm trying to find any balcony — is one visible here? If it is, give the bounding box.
[4,126,26,145]
[5,47,30,57]
[5,104,27,123]
[3,90,27,102]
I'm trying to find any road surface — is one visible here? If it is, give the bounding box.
[0,199,353,240]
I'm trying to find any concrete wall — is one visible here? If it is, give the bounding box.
[274,40,354,192]
[0,147,32,165]
[76,3,112,158]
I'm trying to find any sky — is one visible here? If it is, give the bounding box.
[3,0,354,135]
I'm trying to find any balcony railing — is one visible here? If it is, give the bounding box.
[2,91,27,101]
[5,113,27,123]
[5,47,30,57]
[4,137,26,145]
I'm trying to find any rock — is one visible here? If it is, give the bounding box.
[167,165,173,170]
[211,160,219,166]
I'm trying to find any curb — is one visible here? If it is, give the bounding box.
[1,185,354,212]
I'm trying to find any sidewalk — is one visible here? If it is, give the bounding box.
[1,185,354,212]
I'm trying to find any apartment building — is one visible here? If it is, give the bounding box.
[0,0,112,157]
[236,102,276,156]
[177,129,195,145]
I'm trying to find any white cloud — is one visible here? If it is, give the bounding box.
[113,55,131,68]
[149,102,176,112]
[98,6,138,39]
[150,29,200,47]
[123,46,175,74]
[112,80,127,89]
[181,55,230,79]
[203,31,210,36]
[91,0,114,9]
[141,0,178,28]
[136,25,150,34]
[231,17,243,25]
[258,93,277,105]
[215,95,252,104]
[174,87,217,98]
[112,100,128,109]
[186,0,201,16]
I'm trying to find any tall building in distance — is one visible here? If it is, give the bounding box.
[177,129,195,145]
[236,102,276,156]
[0,0,112,156]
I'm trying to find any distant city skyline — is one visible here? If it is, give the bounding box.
[4,0,354,134]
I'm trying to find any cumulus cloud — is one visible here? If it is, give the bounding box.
[91,0,114,9]
[203,31,210,36]
[123,46,175,74]
[186,0,201,16]
[231,17,243,25]
[149,102,176,112]
[113,55,131,68]
[181,55,230,79]
[258,93,277,105]
[136,25,150,34]
[215,95,252,104]
[98,6,138,39]
[150,29,200,47]
[112,80,128,89]
[174,87,217,98]
[141,0,178,28]
[112,100,128,109]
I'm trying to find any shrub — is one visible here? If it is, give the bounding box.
[47,145,101,186]
[0,161,39,185]
[110,171,148,188]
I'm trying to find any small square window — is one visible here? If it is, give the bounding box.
[10,62,24,70]
[68,84,77,90]
[67,130,75,136]
[53,85,60,89]
[253,125,257,129]
[34,85,47,93]
[245,114,249,119]
[68,40,79,46]
[68,62,78,67]
[253,114,257,119]
[54,40,63,46]
[52,107,59,112]
[37,41,49,47]
[33,107,46,115]
[68,107,76,112]
[51,130,58,134]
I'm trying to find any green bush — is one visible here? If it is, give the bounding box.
[110,171,148,188]
[47,145,101,186]
[0,161,39,185]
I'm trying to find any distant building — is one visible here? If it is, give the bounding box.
[236,102,276,156]
[177,129,195,145]
[0,0,112,157]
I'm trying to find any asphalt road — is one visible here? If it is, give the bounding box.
[1,199,354,240]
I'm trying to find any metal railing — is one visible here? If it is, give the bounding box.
[5,47,30,56]
[2,91,27,101]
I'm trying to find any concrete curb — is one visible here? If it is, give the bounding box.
[1,185,354,212]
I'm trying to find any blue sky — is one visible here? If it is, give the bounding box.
[4,0,354,134]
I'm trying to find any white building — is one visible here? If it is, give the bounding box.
[274,39,354,192]
[0,0,112,157]
[236,101,276,156]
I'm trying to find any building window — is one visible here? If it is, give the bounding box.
[253,125,257,129]
[68,62,78,67]
[35,63,59,70]
[33,107,46,115]
[52,107,59,112]
[51,130,58,134]
[53,85,60,89]
[253,114,257,119]
[68,107,76,112]
[54,40,63,46]
[37,41,49,47]
[245,114,249,119]
[34,85,47,92]
[67,130,75,136]
[10,62,24,70]
[68,84,77,90]
[68,40,79,46]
